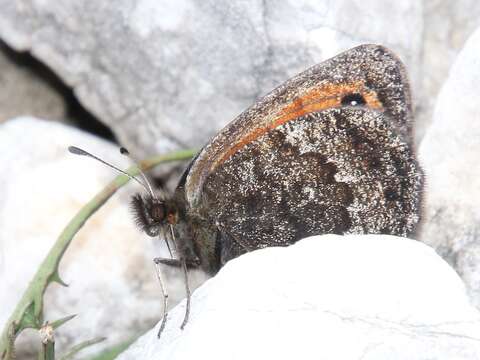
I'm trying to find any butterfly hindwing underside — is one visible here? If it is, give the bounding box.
[173,44,424,274]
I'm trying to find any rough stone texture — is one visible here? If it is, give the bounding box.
[0,117,208,358]
[0,1,423,157]
[0,42,66,123]
[118,235,480,360]
[419,28,480,309]
[1,1,480,150]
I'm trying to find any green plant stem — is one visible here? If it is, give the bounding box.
[39,340,55,360]
[59,337,106,360]
[87,336,138,360]
[0,148,197,360]
[38,322,55,360]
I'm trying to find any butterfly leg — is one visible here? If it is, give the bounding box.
[152,258,169,338]
[153,224,193,332]
[154,257,191,331]
[179,258,190,329]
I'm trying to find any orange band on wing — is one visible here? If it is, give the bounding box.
[217,81,382,166]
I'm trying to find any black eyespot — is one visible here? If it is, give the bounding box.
[341,93,366,106]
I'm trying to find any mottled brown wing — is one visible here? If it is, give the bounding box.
[201,107,423,261]
[184,44,414,208]
[175,44,424,273]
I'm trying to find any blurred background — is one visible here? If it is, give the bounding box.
[1,1,479,151]
[1,1,480,358]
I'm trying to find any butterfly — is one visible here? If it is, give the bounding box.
[71,44,424,336]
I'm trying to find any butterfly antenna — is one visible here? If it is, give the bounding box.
[119,147,162,201]
[68,146,151,194]
[170,224,191,330]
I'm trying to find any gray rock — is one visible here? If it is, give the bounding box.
[419,27,480,308]
[0,117,207,358]
[0,1,423,157]
[419,0,480,139]
[118,235,480,360]
[0,42,66,123]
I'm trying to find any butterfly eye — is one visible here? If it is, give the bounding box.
[151,203,166,222]
[341,93,366,106]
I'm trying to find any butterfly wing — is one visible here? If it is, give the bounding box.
[175,44,423,273]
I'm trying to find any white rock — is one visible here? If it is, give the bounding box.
[419,27,480,308]
[0,1,423,156]
[118,235,480,360]
[0,117,207,358]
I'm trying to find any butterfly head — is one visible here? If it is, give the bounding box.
[130,193,178,237]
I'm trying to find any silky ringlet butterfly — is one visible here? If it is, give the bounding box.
[70,44,424,336]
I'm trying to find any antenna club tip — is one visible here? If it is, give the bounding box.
[120,147,130,155]
[68,146,85,155]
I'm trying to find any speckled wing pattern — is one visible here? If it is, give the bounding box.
[176,44,424,272]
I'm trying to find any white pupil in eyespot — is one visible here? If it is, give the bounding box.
[350,100,358,106]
